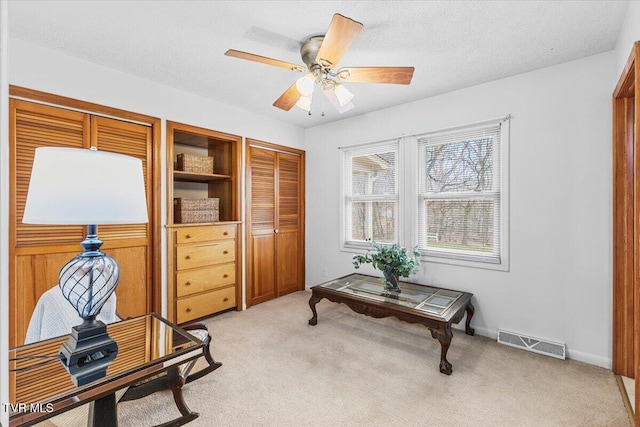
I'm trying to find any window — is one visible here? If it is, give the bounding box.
[417,118,508,267]
[340,116,509,270]
[342,140,398,247]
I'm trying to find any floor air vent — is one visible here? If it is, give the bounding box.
[497,329,566,360]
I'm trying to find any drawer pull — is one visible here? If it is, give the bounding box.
[223,250,229,254]
[223,231,229,236]
[185,255,191,260]
[223,274,229,278]
[185,281,192,286]
[223,297,229,302]
[186,307,192,313]
[186,234,192,239]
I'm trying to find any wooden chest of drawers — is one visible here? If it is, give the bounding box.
[168,223,241,324]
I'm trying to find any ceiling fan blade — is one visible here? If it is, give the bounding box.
[315,14,363,69]
[225,49,305,72]
[336,67,415,84]
[273,82,302,111]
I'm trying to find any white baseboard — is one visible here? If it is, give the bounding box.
[455,324,497,340]
[565,348,612,369]
[453,324,612,369]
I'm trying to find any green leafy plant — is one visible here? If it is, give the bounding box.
[352,240,421,286]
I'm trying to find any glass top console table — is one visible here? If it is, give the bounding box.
[308,273,475,375]
[9,313,205,427]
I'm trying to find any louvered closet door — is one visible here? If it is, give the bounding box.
[91,116,153,319]
[276,152,302,297]
[247,146,277,306]
[9,100,154,346]
[247,142,305,307]
[10,100,89,347]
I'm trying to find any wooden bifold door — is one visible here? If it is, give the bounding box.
[9,91,160,347]
[246,139,305,307]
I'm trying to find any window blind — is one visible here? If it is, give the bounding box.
[418,122,502,263]
[342,140,399,245]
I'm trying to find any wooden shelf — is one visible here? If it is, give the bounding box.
[174,170,231,182]
[166,121,243,324]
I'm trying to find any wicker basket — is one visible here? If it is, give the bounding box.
[174,198,219,223]
[176,153,214,174]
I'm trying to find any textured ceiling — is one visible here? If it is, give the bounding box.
[8,0,629,129]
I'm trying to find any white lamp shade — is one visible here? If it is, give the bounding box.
[333,83,354,107]
[295,73,315,96]
[23,147,149,225]
[322,86,355,114]
[295,95,313,112]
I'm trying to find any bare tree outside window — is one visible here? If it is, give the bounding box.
[419,126,502,261]
[351,201,395,242]
[426,199,494,252]
[424,138,493,193]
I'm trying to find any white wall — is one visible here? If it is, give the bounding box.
[9,39,305,148]
[305,52,614,367]
[614,0,640,78]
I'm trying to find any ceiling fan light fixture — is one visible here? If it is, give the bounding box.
[333,83,354,107]
[322,84,354,114]
[295,94,312,112]
[296,73,316,97]
[227,14,413,115]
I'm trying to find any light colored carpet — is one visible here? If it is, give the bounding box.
[116,290,629,427]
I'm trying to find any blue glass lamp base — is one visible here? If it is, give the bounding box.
[59,319,118,386]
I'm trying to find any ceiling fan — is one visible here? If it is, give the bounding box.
[225,13,415,115]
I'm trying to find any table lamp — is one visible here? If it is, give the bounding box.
[22,147,148,376]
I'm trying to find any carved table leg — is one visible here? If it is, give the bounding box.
[171,380,197,420]
[465,302,475,336]
[308,294,322,326]
[429,325,454,375]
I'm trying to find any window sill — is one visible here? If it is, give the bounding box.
[341,242,373,254]
[422,254,509,272]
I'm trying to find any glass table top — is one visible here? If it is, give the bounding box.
[317,274,464,315]
[9,313,204,422]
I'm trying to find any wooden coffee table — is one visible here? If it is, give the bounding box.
[308,273,475,375]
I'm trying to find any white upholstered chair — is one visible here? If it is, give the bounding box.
[25,285,119,344]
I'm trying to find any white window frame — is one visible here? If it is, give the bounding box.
[339,116,509,271]
[340,139,400,251]
[415,117,510,271]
